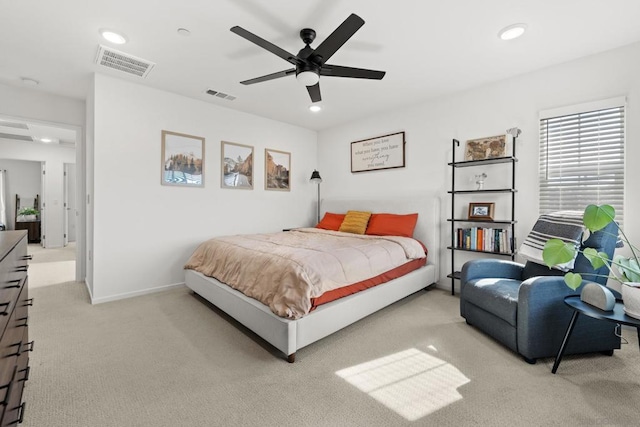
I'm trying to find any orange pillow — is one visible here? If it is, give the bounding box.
[316,212,345,231]
[366,213,419,238]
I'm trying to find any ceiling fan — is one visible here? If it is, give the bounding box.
[230,13,385,103]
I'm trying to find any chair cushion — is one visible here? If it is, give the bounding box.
[521,261,564,281]
[463,278,521,326]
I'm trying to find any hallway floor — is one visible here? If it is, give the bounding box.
[28,242,76,287]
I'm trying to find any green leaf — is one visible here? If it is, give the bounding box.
[583,248,609,269]
[564,272,582,290]
[583,204,615,231]
[616,256,640,282]
[542,239,577,267]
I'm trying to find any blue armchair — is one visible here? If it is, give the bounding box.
[460,221,620,364]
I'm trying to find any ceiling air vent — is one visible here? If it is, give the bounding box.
[95,45,155,78]
[205,89,236,101]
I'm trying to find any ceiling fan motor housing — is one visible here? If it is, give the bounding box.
[300,28,316,45]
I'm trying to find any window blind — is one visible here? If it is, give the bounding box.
[539,105,625,225]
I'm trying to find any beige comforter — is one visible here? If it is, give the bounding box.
[184,228,426,319]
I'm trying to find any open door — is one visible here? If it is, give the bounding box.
[63,164,68,246]
[63,163,77,246]
[40,162,46,247]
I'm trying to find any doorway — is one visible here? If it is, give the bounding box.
[0,114,83,287]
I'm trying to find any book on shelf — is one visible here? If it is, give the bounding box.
[455,227,513,253]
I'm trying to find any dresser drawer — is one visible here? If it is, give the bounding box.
[0,281,25,341]
[0,232,29,426]
[0,280,29,381]
[0,367,25,427]
[0,330,30,427]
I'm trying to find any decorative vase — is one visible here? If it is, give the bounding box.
[621,282,640,319]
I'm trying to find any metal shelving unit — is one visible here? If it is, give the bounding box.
[448,136,518,295]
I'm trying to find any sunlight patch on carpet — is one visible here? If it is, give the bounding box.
[335,348,470,421]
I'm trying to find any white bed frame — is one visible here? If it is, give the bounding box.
[185,196,440,362]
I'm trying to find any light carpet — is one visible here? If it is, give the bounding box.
[23,283,640,426]
[27,243,76,287]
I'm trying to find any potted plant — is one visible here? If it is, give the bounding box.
[17,207,39,222]
[542,204,640,318]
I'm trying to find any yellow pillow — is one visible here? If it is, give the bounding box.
[339,210,372,235]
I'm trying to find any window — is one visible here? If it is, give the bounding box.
[539,97,625,225]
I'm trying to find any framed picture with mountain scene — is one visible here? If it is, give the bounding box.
[161,130,205,187]
[265,149,290,191]
[221,141,254,189]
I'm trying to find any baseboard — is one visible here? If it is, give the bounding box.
[91,282,186,304]
[83,279,93,300]
[433,281,451,292]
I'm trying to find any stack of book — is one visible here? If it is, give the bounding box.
[455,227,513,253]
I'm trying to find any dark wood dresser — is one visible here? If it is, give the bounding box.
[0,231,32,425]
[14,222,40,244]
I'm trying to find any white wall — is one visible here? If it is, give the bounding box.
[90,74,318,302]
[0,139,76,247]
[318,41,640,293]
[0,84,85,127]
[85,77,95,294]
[0,159,41,229]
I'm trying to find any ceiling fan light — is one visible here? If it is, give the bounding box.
[296,71,319,86]
[498,23,527,40]
[309,104,322,112]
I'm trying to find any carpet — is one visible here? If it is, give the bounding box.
[22,283,640,426]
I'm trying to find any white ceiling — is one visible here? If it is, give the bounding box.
[0,117,77,146]
[1,0,640,131]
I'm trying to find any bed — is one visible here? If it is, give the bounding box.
[184,196,440,362]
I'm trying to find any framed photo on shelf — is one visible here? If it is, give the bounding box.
[464,134,507,161]
[265,148,290,191]
[221,141,254,189]
[161,130,205,187]
[468,202,495,220]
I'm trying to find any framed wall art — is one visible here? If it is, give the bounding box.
[351,131,405,173]
[265,148,290,191]
[468,202,495,220]
[464,134,507,161]
[221,141,254,189]
[161,130,205,187]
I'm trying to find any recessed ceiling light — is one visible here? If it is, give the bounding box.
[99,28,128,44]
[40,138,53,143]
[21,77,39,86]
[498,23,527,41]
[177,28,191,36]
[309,104,322,113]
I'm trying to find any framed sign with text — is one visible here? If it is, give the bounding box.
[350,131,405,173]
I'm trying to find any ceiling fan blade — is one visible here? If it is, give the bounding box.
[307,83,322,103]
[240,69,296,85]
[313,14,365,64]
[320,64,385,80]
[231,26,300,65]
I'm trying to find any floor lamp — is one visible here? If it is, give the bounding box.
[310,170,322,223]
